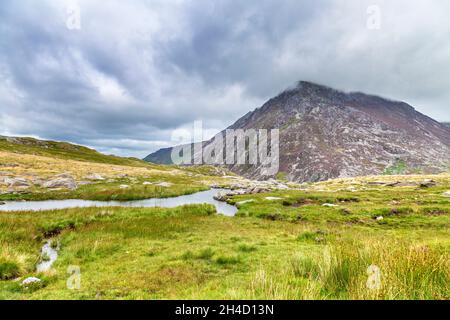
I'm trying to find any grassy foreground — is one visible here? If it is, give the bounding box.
[1,181,448,300]
[0,137,448,300]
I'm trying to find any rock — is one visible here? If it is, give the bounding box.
[213,191,229,201]
[117,174,129,178]
[155,182,173,188]
[143,182,153,185]
[43,177,77,190]
[55,173,74,179]
[376,216,384,221]
[230,184,248,190]
[0,201,5,205]
[119,185,130,189]
[31,178,45,186]
[419,180,436,188]
[386,181,418,187]
[367,181,388,186]
[236,200,255,205]
[265,197,283,201]
[21,277,42,287]
[322,203,339,207]
[443,191,450,197]
[3,177,31,188]
[85,173,105,181]
[0,163,18,168]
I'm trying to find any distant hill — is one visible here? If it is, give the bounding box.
[0,136,148,167]
[145,81,450,182]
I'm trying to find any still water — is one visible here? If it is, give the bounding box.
[0,189,238,216]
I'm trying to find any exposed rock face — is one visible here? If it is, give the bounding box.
[145,81,450,182]
[43,177,77,190]
[2,177,31,188]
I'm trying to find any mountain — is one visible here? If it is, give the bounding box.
[145,81,450,182]
[443,123,450,130]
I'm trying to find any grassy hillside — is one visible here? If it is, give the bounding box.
[0,136,230,201]
[0,136,149,167]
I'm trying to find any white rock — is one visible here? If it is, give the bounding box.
[85,173,105,181]
[265,197,283,201]
[119,185,130,189]
[155,182,173,188]
[21,277,42,286]
[236,200,255,205]
[143,182,153,185]
[322,203,339,207]
[376,216,384,221]
[443,191,450,197]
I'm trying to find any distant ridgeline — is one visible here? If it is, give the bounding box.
[145,81,450,183]
[0,136,146,167]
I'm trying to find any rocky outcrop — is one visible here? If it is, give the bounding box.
[2,177,31,188]
[43,176,77,190]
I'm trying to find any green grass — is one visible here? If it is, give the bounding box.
[383,159,408,175]
[0,179,209,202]
[0,136,150,167]
[0,157,449,300]
[0,189,448,300]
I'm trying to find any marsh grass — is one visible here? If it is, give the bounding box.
[0,260,20,280]
[237,244,257,253]
[250,240,449,300]
[215,255,241,265]
[0,171,449,300]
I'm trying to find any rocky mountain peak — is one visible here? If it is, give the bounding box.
[145,82,450,182]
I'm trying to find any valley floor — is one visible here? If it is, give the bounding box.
[0,142,449,300]
[1,177,449,300]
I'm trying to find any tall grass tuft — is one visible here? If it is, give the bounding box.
[250,240,449,300]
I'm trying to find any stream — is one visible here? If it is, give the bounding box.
[36,240,59,273]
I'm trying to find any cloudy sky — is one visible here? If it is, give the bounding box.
[1,0,449,158]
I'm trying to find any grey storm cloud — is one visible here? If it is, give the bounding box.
[0,0,449,158]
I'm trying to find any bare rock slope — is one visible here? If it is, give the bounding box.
[145,81,450,182]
